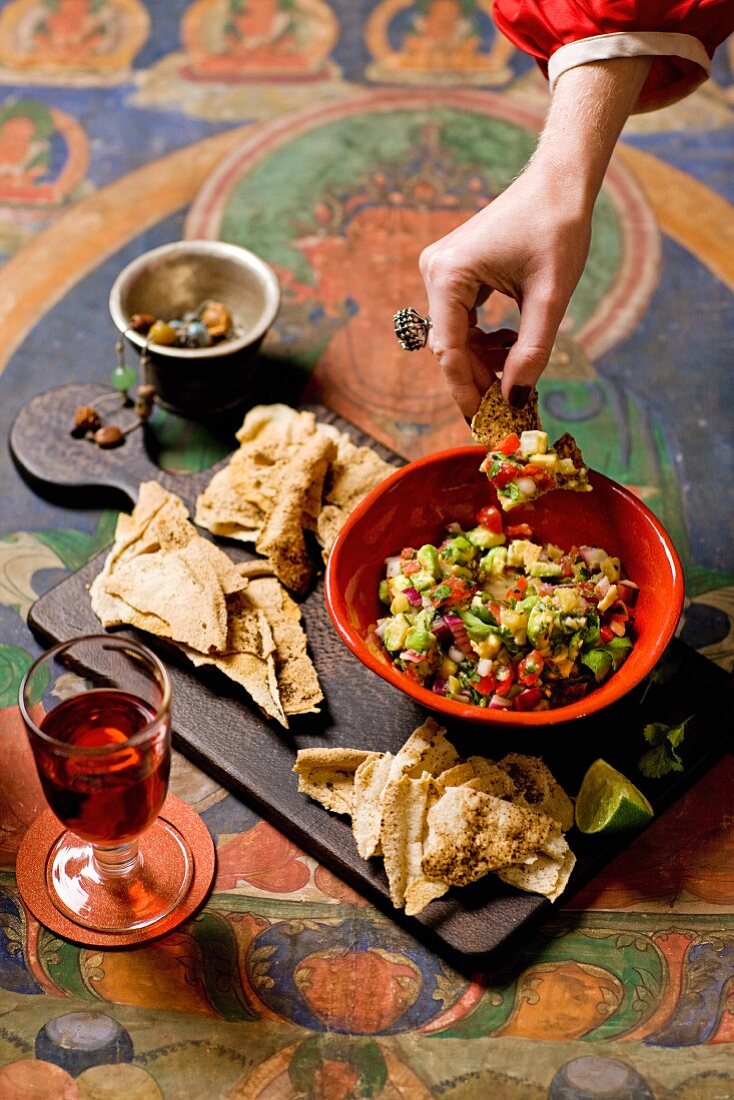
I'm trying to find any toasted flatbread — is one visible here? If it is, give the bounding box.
[245,576,322,716]
[471,380,541,450]
[498,754,575,832]
[421,786,556,887]
[388,717,459,782]
[352,752,394,859]
[381,773,446,911]
[293,747,375,816]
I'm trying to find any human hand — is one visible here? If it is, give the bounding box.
[419,157,592,419]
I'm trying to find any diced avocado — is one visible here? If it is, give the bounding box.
[390,593,410,615]
[383,614,410,652]
[466,525,505,550]
[529,560,563,578]
[479,545,508,577]
[405,626,433,652]
[409,569,435,592]
[520,429,548,456]
[444,563,474,581]
[416,544,441,578]
[527,603,554,646]
[378,579,391,604]
[440,535,476,564]
[388,573,414,598]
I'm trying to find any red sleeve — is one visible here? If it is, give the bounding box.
[493,1,734,111]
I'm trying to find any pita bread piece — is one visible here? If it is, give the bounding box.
[471,380,541,450]
[183,600,286,727]
[352,752,394,859]
[245,576,323,716]
[421,786,556,888]
[498,834,576,901]
[293,747,376,816]
[437,757,515,799]
[255,431,337,594]
[388,717,459,783]
[381,773,447,913]
[316,432,395,558]
[498,754,575,831]
[103,537,230,654]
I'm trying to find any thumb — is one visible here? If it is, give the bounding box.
[500,286,566,407]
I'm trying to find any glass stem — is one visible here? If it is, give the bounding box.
[92,840,140,880]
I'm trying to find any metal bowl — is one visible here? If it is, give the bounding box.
[108,240,280,418]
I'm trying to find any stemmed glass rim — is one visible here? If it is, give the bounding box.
[19,633,172,755]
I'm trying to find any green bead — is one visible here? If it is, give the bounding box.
[110,364,137,392]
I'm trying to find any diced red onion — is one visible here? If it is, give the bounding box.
[477,657,493,677]
[432,616,453,644]
[579,546,608,569]
[385,556,402,578]
[374,619,389,641]
[610,620,626,637]
[432,678,447,695]
[618,579,639,606]
[403,587,421,606]
[594,574,611,600]
[488,693,513,709]
[399,649,425,663]
[514,687,543,711]
[444,613,475,661]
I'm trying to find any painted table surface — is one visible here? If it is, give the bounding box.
[0,4,733,1097]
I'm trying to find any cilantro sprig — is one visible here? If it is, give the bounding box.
[638,717,693,779]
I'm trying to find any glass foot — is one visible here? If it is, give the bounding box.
[47,819,194,933]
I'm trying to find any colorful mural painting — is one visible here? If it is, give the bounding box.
[0,2,732,1097]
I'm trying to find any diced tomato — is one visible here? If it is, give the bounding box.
[432,576,476,608]
[487,600,503,623]
[513,686,543,711]
[493,662,515,696]
[400,547,417,560]
[505,523,534,539]
[517,649,544,685]
[402,559,421,575]
[475,674,496,696]
[476,504,503,534]
[600,625,615,644]
[495,433,521,456]
[521,464,556,491]
[506,575,527,601]
[489,462,520,488]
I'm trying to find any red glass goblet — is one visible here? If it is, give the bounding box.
[19,635,192,933]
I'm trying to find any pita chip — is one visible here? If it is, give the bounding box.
[388,717,459,783]
[103,540,229,654]
[315,432,395,558]
[498,754,575,831]
[498,835,576,902]
[352,752,394,859]
[471,379,541,450]
[293,747,376,816]
[421,786,556,887]
[381,773,447,912]
[245,576,322,715]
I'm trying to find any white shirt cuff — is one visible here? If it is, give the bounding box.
[547,31,710,91]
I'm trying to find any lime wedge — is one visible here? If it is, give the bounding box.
[575,759,654,834]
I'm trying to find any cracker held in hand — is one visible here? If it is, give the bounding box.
[91,482,322,727]
[471,383,591,511]
[195,404,394,592]
[293,718,575,915]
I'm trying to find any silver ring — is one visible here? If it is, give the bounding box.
[393,307,431,351]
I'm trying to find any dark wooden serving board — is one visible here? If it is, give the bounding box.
[12,384,734,967]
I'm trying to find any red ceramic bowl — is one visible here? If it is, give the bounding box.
[325,446,684,727]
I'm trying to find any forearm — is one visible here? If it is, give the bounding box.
[531,56,651,211]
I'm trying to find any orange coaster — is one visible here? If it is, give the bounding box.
[16,793,215,947]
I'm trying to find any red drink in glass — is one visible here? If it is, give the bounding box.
[36,689,169,844]
[20,635,192,933]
